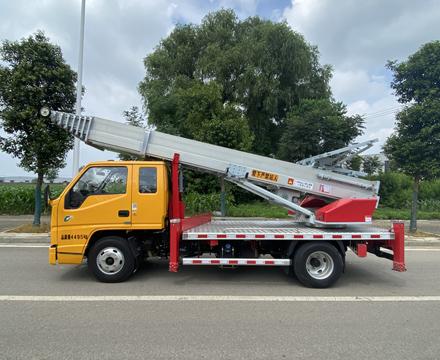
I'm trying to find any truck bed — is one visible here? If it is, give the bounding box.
[182,218,394,241]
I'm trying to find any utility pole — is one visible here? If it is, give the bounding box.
[73,0,86,177]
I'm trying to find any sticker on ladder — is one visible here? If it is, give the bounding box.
[288,178,314,191]
[319,184,332,194]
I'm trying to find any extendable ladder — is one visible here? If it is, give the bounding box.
[41,108,380,226]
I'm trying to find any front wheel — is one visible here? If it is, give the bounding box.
[88,236,135,283]
[293,242,343,288]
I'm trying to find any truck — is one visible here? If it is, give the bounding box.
[41,107,406,288]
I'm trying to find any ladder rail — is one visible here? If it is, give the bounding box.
[43,109,379,203]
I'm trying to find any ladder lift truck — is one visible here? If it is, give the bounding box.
[41,107,406,288]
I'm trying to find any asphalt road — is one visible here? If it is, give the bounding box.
[1,245,440,359]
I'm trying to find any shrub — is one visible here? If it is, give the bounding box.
[0,184,65,215]
[184,191,234,214]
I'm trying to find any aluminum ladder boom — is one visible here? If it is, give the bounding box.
[42,108,379,225]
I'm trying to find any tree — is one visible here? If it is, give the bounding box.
[277,99,364,162]
[118,106,148,161]
[346,155,362,172]
[139,9,334,157]
[385,41,440,231]
[362,155,382,175]
[384,100,440,231]
[0,32,77,225]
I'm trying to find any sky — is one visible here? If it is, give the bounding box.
[1,0,439,178]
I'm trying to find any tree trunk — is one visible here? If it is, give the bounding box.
[220,177,226,217]
[33,173,44,226]
[409,177,419,233]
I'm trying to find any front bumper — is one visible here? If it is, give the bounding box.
[49,245,57,265]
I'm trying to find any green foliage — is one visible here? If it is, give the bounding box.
[0,183,64,215]
[118,106,147,161]
[0,31,77,175]
[140,9,338,157]
[372,172,440,209]
[384,100,440,180]
[386,41,440,230]
[374,207,440,220]
[376,172,413,208]
[278,99,364,162]
[346,155,362,172]
[362,155,382,175]
[184,191,234,214]
[387,41,440,103]
[419,178,440,200]
[0,31,77,224]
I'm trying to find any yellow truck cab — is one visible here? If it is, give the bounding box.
[49,161,169,278]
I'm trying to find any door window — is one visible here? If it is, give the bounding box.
[139,168,157,193]
[66,166,128,209]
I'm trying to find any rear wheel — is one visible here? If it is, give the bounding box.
[88,236,135,283]
[293,242,343,288]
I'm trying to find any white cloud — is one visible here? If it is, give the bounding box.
[283,0,440,153]
[1,0,439,177]
[0,0,206,177]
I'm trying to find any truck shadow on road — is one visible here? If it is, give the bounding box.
[56,257,406,291]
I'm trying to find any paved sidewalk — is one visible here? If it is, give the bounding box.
[0,215,50,231]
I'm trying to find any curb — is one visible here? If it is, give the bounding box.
[0,234,439,247]
[0,233,50,243]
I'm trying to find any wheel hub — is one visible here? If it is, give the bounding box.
[96,247,125,275]
[305,251,334,280]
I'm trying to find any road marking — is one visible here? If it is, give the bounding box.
[1,295,440,302]
[0,244,49,248]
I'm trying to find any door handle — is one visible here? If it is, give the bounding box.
[118,210,130,217]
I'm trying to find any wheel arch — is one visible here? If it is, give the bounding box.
[287,240,346,259]
[84,230,129,257]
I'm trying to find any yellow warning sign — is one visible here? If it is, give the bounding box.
[251,169,279,182]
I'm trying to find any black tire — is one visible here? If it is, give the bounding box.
[293,242,343,288]
[88,236,135,283]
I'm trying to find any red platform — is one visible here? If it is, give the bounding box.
[315,198,377,223]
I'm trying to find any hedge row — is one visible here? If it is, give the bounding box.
[1,172,440,215]
[0,184,64,215]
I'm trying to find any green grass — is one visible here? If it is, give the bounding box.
[373,207,440,220]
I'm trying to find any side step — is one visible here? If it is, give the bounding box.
[182,258,291,266]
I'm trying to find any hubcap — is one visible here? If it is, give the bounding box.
[96,247,125,275]
[305,251,334,280]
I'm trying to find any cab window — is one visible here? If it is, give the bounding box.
[139,167,157,193]
[65,166,128,209]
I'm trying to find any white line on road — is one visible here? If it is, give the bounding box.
[405,248,440,251]
[0,244,49,248]
[1,295,440,302]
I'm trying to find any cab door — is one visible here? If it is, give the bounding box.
[56,165,132,259]
[131,164,167,230]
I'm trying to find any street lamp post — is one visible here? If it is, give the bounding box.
[72,0,86,177]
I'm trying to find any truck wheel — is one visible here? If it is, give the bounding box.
[293,242,343,288]
[88,237,135,283]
